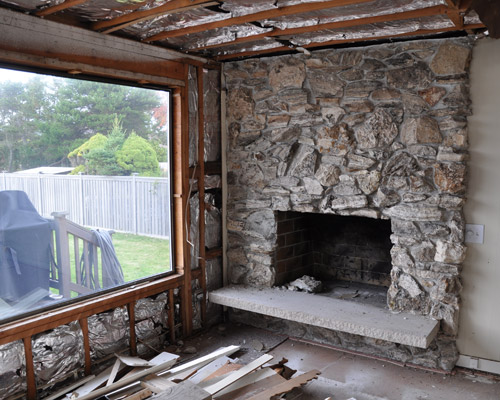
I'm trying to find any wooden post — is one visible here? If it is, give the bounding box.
[197,66,207,325]
[221,71,228,287]
[52,212,71,298]
[168,289,176,344]
[23,336,37,400]
[127,302,137,356]
[79,318,92,375]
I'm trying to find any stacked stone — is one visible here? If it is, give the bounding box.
[224,37,473,368]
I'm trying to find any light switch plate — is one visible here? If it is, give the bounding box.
[465,224,484,244]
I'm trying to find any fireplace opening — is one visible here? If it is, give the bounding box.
[275,211,393,306]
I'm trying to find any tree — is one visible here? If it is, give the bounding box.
[116,133,161,177]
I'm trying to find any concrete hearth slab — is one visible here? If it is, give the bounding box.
[209,286,439,348]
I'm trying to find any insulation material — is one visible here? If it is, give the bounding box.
[134,293,168,341]
[0,340,25,399]
[188,64,198,167]
[204,68,221,162]
[217,37,288,57]
[285,16,454,47]
[464,10,483,25]
[264,0,446,29]
[221,0,276,16]
[88,307,129,359]
[205,193,222,250]
[205,175,222,190]
[190,193,200,269]
[32,322,84,386]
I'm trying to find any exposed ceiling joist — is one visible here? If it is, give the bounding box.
[101,2,219,34]
[36,0,90,17]
[145,0,373,42]
[191,5,449,52]
[216,23,485,61]
[92,0,216,31]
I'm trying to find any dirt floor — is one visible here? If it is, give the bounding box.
[177,322,500,400]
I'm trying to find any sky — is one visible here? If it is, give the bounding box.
[0,67,41,82]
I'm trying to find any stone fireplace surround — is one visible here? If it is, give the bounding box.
[218,37,472,370]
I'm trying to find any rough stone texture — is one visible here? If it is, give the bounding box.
[224,37,472,368]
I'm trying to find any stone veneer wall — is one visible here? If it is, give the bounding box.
[224,37,473,368]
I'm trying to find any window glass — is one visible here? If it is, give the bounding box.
[0,67,172,322]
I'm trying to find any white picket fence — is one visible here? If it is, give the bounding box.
[0,172,171,238]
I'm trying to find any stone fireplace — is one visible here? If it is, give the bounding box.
[219,37,472,370]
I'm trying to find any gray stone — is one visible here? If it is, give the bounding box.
[402,93,429,115]
[430,303,459,336]
[267,114,290,128]
[347,154,376,170]
[349,209,380,219]
[434,241,466,264]
[343,100,374,113]
[398,274,422,298]
[383,205,442,222]
[437,147,467,162]
[419,86,447,106]
[271,196,290,211]
[418,222,450,238]
[227,87,255,122]
[287,275,323,293]
[331,175,361,195]
[229,122,262,146]
[308,68,344,97]
[373,187,400,208]
[321,105,345,123]
[320,194,368,211]
[402,193,428,203]
[316,123,354,155]
[270,125,301,143]
[430,43,471,76]
[434,163,467,194]
[286,144,317,178]
[439,194,465,209]
[411,242,436,262]
[371,88,401,101]
[387,62,433,90]
[360,58,386,70]
[407,145,437,159]
[356,171,381,195]
[269,57,306,91]
[383,152,419,177]
[246,210,275,240]
[401,116,442,145]
[315,164,341,187]
[278,88,309,104]
[302,177,324,195]
[355,108,398,149]
[345,80,382,98]
[442,84,470,108]
[386,53,415,67]
[391,247,415,269]
[392,219,420,236]
[339,68,364,81]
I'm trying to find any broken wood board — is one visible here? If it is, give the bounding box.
[123,388,153,400]
[204,354,273,395]
[117,354,157,367]
[216,374,287,400]
[150,380,211,400]
[188,356,235,384]
[214,368,278,397]
[43,374,95,400]
[246,369,321,400]
[141,376,176,393]
[70,365,114,398]
[75,346,240,400]
[106,359,123,386]
[199,362,242,383]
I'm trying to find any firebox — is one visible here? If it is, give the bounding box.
[275,211,392,289]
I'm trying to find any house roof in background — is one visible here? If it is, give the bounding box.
[0,0,492,61]
[13,167,75,175]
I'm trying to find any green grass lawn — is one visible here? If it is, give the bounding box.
[111,233,171,282]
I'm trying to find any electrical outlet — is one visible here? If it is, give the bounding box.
[465,224,484,244]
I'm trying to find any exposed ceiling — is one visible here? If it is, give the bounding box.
[0,0,492,62]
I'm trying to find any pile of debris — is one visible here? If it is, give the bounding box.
[279,275,323,294]
[44,345,320,400]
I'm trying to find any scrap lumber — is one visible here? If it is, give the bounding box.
[199,362,242,383]
[141,376,177,393]
[117,354,156,367]
[150,380,212,400]
[189,356,235,384]
[70,365,114,398]
[214,367,279,397]
[216,374,287,400]
[246,369,321,400]
[123,388,153,400]
[43,374,96,400]
[76,346,240,400]
[203,354,274,395]
[106,359,123,386]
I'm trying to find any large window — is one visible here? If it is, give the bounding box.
[0,67,173,322]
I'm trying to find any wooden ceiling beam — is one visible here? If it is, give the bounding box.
[36,0,90,17]
[215,23,485,61]
[92,0,215,31]
[101,2,219,34]
[145,0,373,42]
[190,5,448,52]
